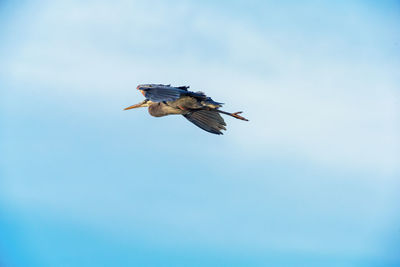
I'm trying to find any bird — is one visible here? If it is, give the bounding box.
[124,84,248,135]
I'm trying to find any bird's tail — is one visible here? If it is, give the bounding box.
[201,98,224,109]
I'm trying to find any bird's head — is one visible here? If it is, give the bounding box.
[124,99,152,110]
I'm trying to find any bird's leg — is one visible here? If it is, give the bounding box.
[216,110,249,121]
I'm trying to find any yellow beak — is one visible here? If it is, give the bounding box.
[124,104,142,110]
[123,100,148,110]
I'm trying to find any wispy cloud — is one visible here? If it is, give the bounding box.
[2,0,398,173]
[1,2,400,265]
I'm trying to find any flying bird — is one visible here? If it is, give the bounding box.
[124,84,248,135]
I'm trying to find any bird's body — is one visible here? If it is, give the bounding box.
[147,101,184,117]
[125,84,248,135]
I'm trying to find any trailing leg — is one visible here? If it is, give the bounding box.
[215,110,249,121]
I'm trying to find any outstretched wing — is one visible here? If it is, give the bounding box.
[140,86,188,102]
[183,109,227,135]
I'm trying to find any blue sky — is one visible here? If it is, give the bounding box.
[1,0,399,266]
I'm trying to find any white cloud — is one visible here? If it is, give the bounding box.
[2,2,400,262]
[2,0,399,173]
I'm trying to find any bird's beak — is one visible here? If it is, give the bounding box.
[124,100,148,110]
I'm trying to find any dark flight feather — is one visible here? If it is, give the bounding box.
[142,86,211,103]
[142,87,186,102]
[183,109,227,135]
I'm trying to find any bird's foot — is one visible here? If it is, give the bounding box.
[232,111,249,121]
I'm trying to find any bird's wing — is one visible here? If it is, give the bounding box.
[141,87,187,102]
[183,109,226,135]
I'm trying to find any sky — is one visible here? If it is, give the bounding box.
[0,0,399,266]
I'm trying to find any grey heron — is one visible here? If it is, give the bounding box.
[124,84,248,135]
